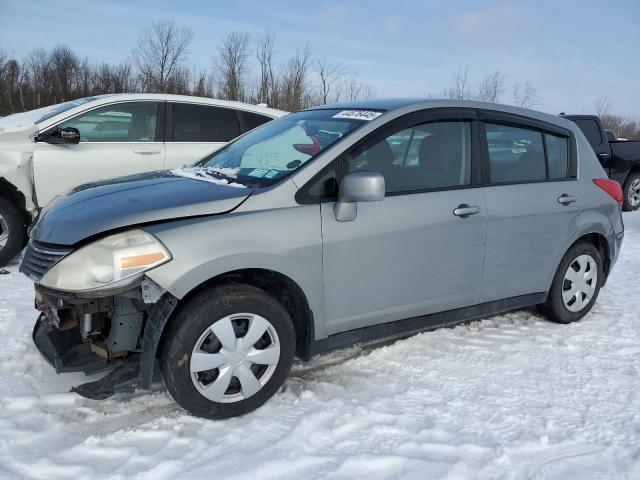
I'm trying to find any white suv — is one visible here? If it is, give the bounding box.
[0,94,286,264]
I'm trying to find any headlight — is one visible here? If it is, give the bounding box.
[40,229,171,293]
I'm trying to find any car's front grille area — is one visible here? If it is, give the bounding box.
[20,242,72,282]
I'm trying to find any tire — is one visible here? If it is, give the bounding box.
[622,171,640,211]
[160,284,296,419]
[539,242,603,324]
[0,196,26,267]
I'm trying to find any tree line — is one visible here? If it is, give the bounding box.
[0,20,637,140]
[437,67,639,140]
[0,21,374,116]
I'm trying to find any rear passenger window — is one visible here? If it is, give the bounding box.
[172,103,240,142]
[241,111,272,132]
[545,133,568,179]
[485,123,546,183]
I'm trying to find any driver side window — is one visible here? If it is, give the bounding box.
[348,121,472,194]
[58,102,159,142]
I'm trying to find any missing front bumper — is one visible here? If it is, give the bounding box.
[32,314,109,374]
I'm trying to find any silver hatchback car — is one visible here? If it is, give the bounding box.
[21,99,624,419]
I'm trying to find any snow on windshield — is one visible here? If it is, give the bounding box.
[170,166,246,188]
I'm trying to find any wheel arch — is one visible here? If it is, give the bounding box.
[549,229,613,291]
[154,267,315,366]
[0,177,31,230]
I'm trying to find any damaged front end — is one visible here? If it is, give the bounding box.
[22,229,178,399]
[32,279,177,399]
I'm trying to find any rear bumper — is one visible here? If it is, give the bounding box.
[32,314,109,374]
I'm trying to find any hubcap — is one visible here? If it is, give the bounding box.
[0,215,8,249]
[562,254,597,312]
[190,313,280,403]
[628,178,640,207]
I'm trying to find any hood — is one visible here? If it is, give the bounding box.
[30,171,253,245]
[0,121,39,143]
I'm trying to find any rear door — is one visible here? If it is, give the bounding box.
[479,111,580,302]
[164,102,242,168]
[32,101,164,206]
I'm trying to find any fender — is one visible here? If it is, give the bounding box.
[139,293,179,389]
[0,150,38,214]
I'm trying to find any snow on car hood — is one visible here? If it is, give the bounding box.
[30,170,253,246]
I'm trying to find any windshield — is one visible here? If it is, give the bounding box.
[34,96,111,123]
[0,95,115,130]
[191,108,383,187]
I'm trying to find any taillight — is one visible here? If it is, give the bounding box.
[593,178,623,206]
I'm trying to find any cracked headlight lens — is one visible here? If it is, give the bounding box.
[40,229,171,292]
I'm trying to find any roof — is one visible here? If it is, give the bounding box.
[97,93,287,117]
[306,98,429,112]
[306,98,575,131]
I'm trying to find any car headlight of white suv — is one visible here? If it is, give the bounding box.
[40,229,171,293]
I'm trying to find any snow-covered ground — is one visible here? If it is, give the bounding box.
[1,214,639,480]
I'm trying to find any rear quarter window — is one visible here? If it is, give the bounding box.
[545,133,569,179]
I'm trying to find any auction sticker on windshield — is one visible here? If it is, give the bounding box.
[332,110,383,121]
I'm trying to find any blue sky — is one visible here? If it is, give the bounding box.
[1,0,639,117]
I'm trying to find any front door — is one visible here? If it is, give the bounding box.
[33,101,164,205]
[320,111,488,335]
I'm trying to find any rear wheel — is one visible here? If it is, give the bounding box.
[160,284,295,419]
[0,197,26,267]
[539,242,603,324]
[622,172,640,211]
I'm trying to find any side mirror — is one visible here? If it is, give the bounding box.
[334,170,385,222]
[39,127,81,145]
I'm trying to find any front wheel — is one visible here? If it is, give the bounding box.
[539,242,603,324]
[622,172,640,211]
[0,196,26,267]
[160,284,295,419]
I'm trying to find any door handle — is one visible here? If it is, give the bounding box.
[453,204,480,217]
[558,194,577,205]
[133,148,161,155]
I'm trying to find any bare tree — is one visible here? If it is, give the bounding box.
[216,31,250,101]
[279,45,312,111]
[339,73,375,102]
[133,20,193,93]
[512,81,540,108]
[315,56,344,104]
[94,61,136,94]
[474,70,505,103]
[255,31,276,104]
[443,66,470,100]
[595,94,613,118]
[190,68,214,97]
[49,45,81,102]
